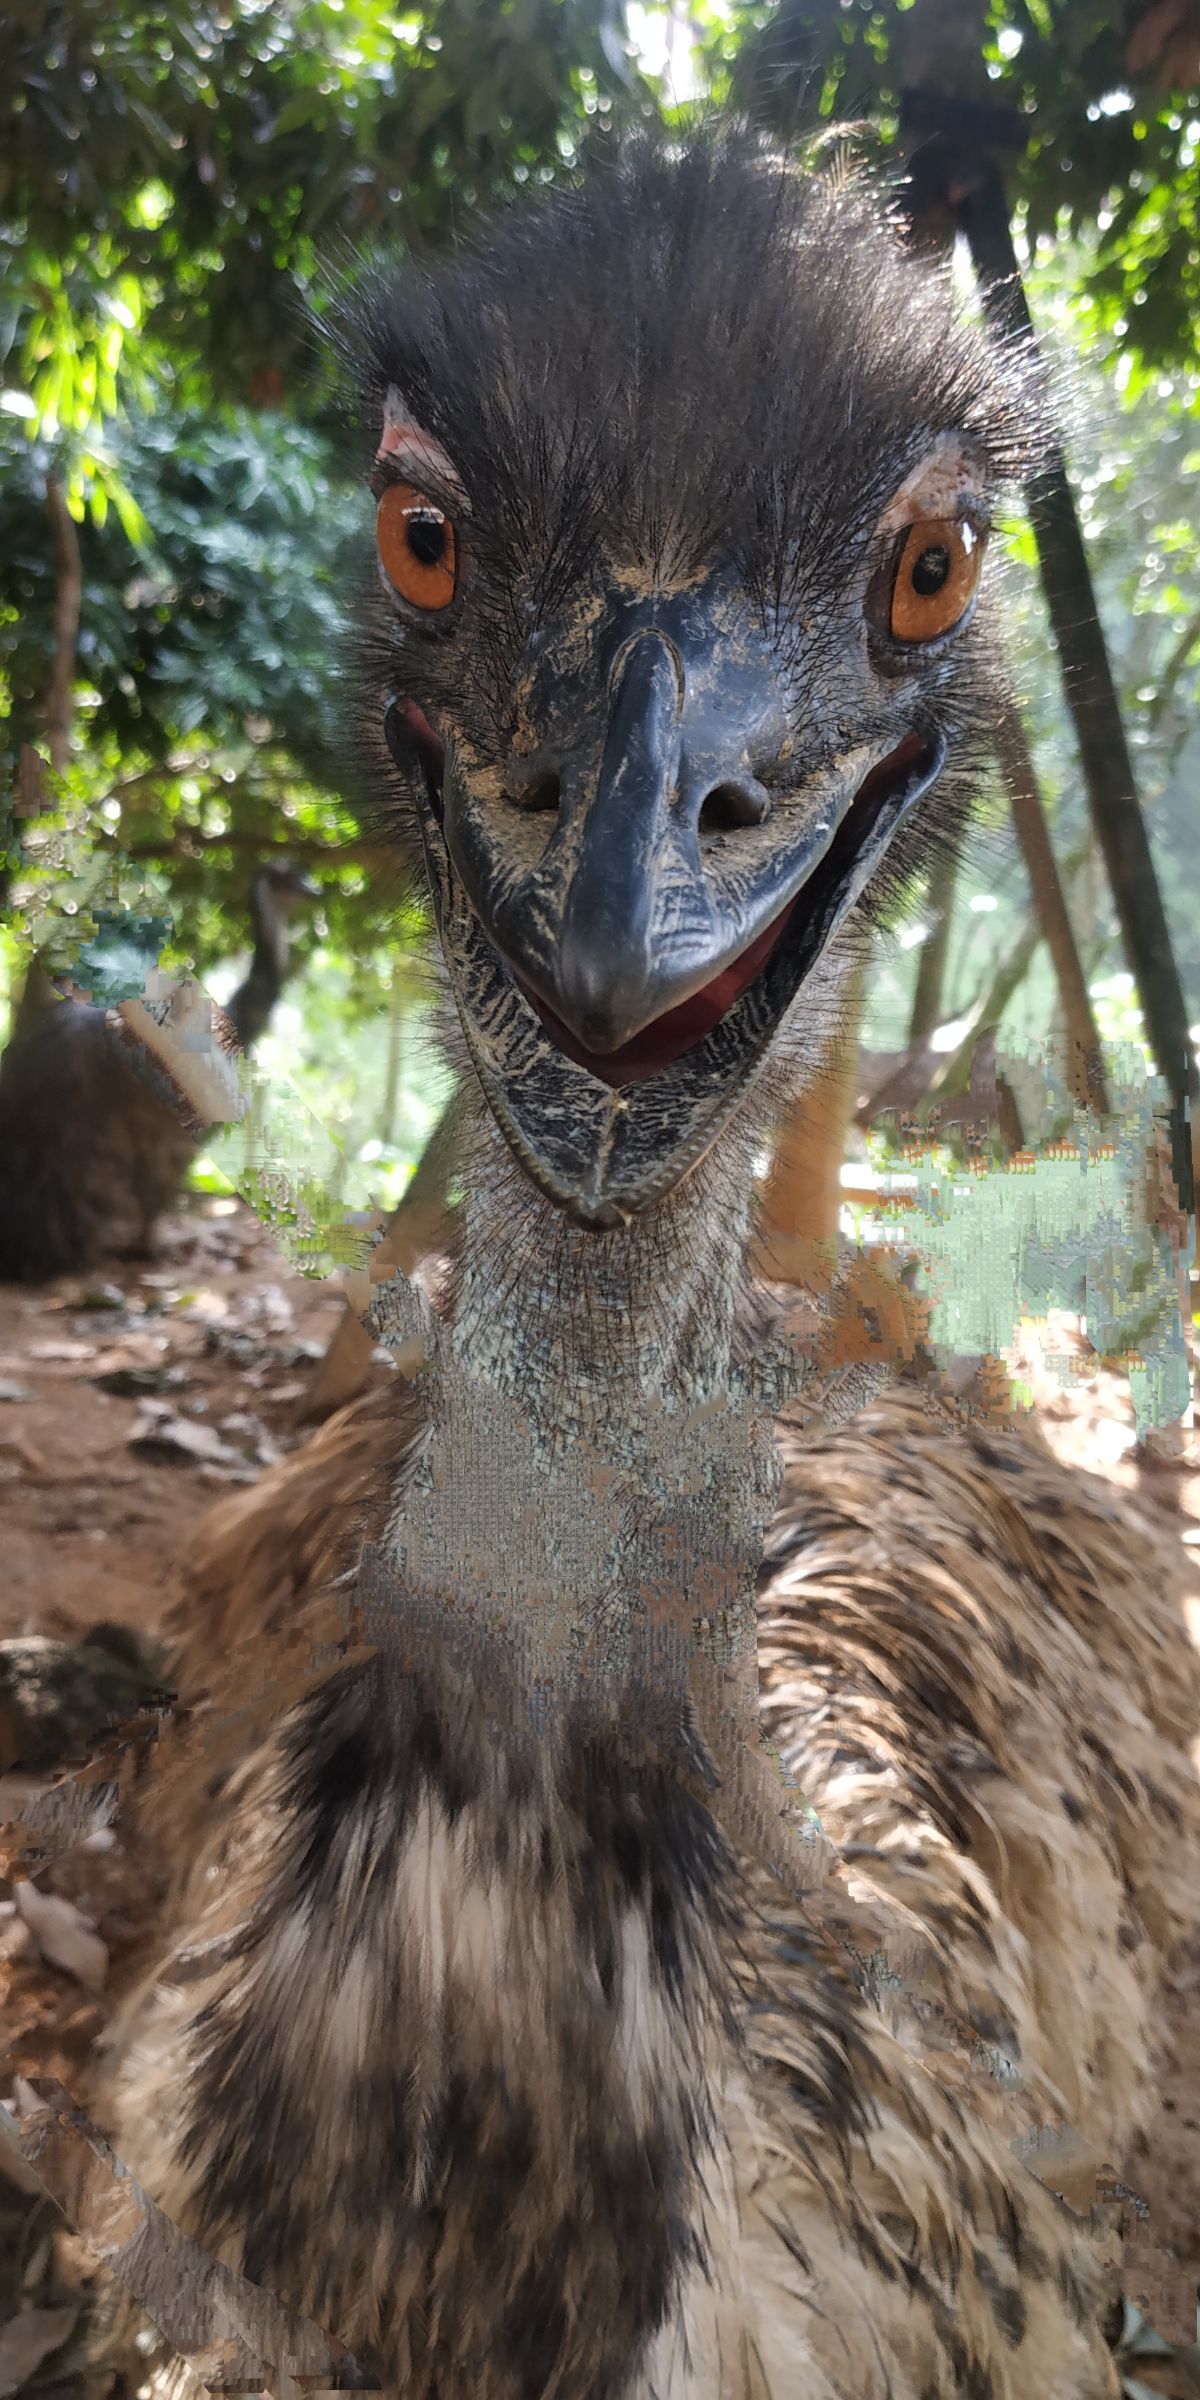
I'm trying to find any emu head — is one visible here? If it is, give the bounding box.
[351,137,1034,1230]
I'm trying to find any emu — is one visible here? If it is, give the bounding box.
[101,136,1200,2398]
[0,856,314,1281]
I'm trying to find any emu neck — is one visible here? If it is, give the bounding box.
[449,1105,754,1448]
[370,1101,831,1899]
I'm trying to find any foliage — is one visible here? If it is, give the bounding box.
[711,0,1200,368]
[1,0,648,412]
[0,397,410,994]
[0,404,354,779]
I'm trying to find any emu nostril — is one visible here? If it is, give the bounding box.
[508,764,563,815]
[698,778,771,837]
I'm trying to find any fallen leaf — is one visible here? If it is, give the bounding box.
[217,1410,282,1466]
[0,1432,46,1474]
[127,1406,240,1468]
[93,1363,181,1396]
[12,1882,108,1992]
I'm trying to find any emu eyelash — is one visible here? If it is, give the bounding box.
[377,562,466,632]
[875,499,993,581]
[368,451,467,521]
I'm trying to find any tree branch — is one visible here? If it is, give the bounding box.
[1146,603,1200,729]
[101,830,383,868]
[45,476,82,778]
[906,837,960,1044]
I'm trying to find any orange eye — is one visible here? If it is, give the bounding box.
[377,481,458,612]
[889,517,984,643]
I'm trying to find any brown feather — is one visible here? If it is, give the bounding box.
[98,1364,1200,2397]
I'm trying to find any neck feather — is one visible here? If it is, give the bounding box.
[448,1101,758,1443]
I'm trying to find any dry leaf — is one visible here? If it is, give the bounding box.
[0,1432,46,1475]
[128,1405,240,1468]
[13,1881,109,1993]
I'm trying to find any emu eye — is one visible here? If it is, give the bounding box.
[377,481,458,613]
[890,517,983,643]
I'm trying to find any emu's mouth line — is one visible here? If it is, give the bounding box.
[398,705,943,1224]
[515,730,933,1088]
[523,905,793,1086]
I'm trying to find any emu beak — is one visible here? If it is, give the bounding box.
[399,587,945,1225]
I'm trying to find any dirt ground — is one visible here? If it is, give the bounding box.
[0,1206,1198,2389]
[0,1198,355,1649]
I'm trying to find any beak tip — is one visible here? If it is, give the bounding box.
[555,943,649,1058]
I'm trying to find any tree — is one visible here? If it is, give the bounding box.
[1,0,655,947]
[1,0,646,411]
[715,0,1200,369]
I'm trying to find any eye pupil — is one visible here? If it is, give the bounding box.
[886,513,984,645]
[406,511,446,568]
[911,544,950,597]
[376,479,458,612]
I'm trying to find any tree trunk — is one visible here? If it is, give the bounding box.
[753,959,923,1366]
[1146,603,1200,730]
[958,162,1198,1213]
[857,829,1097,1132]
[993,701,1107,1111]
[907,844,959,1044]
[377,1084,465,1279]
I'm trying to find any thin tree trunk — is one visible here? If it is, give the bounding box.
[893,108,965,1049]
[907,843,959,1043]
[378,1083,466,1278]
[45,476,82,777]
[16,743,48,819]
[858,829,1097,1129]
[2,747,49,912]
[929,932,1040,1098]
[958,162,1198,1212]
[993,701,1107,1111]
